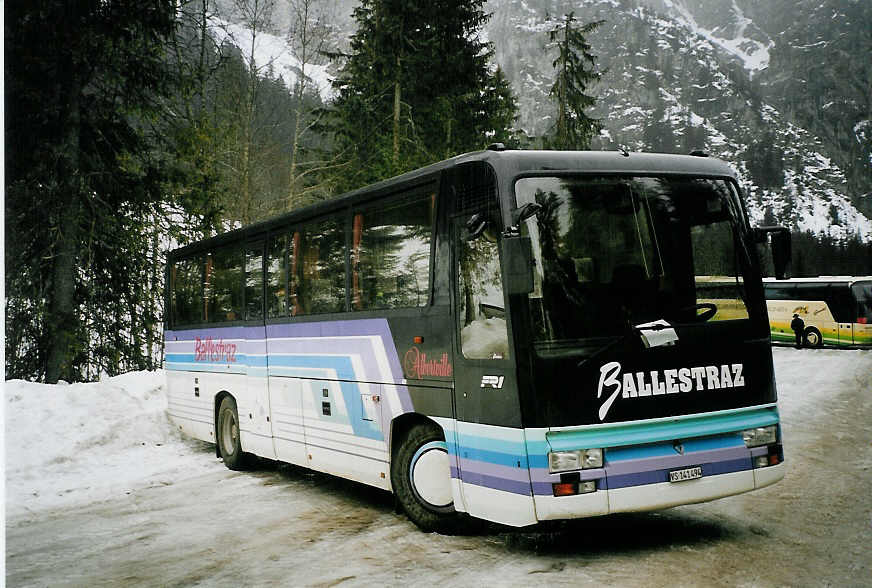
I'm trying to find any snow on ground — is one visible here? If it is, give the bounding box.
[4,347,871,519]
[4,371,215,517]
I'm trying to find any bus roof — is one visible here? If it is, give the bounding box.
[169,149,740,258]
[763,277,872,286]
[477,148,738,178]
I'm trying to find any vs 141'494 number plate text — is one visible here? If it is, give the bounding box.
[669,466,703,483]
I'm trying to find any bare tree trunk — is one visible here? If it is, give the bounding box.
[234,0,275,224]
[46,69,82,384]
[286,0,335,210]
[393,55,401,170]
[146,223,159,370]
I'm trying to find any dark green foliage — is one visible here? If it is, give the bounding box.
[325,0,519,192]
[545,13,604,150]
[787,232,872,278]
[758,230,872,278]
[5,0,178,382]
[5,0,328,382]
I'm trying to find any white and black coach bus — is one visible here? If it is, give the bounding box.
[165,147,789,532]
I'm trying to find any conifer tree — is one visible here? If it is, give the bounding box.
[546,13,604,150]
[326,0,518,191]
[5,0,177,382]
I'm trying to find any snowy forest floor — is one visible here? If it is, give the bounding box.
[5,347,872,587]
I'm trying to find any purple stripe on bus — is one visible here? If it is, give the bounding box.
[532,481,552,495]
[604,445,749,476]
[267,318,403,379]
[456,456,532,484]
[531,478,610,495]
[448,464,532,496]
[607,457,752,489]
[529,470,607,495]
[749,446,769,458]
[527,447,752,494]
[167,319,414,413]
[467,473,532,496]
[267,337,389,384]
[268,319,411,411]
[165,326,262,340]
[528,467,604,484]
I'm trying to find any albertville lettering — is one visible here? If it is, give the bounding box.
[404,347,453,379]
[597,361,745,421]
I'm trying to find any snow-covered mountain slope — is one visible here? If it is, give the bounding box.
[210,17,334,98]
[486,0,872,240]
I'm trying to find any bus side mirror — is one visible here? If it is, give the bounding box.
[502,235,534,295]
[754,226,792,280]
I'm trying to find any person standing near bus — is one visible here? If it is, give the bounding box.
[791,313,805,348]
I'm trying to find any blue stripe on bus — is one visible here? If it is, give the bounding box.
[267,355,356,380]
[446,442,529,469]
[605,432,744,462]
[165,353,251,364]
[546,406,778,451]
[165,362,246,375]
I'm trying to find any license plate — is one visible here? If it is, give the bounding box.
[669,466,703,483]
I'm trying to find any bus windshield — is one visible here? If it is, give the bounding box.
[516,175,759,356]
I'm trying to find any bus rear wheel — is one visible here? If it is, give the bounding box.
[391,423,461,533]
[217,396,247,470]
[804,326,823,348]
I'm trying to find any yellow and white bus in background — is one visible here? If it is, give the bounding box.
[763,277,872,347]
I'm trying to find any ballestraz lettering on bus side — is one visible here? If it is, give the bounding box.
[596,362,746,421]
[194,337,237,363]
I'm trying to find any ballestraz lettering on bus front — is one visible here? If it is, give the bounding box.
[596,362,746,421]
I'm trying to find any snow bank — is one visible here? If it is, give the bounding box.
[4,371,215,517]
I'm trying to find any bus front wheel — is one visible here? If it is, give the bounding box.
[804,326,823,348]
[391,423,460,533]
[217,396,247,470]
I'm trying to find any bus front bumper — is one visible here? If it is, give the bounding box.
[534,459,784,521]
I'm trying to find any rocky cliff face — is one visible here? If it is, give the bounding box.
[485,0,872,239]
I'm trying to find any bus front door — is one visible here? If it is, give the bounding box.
[242,240,276,458]
[451,218,537,527]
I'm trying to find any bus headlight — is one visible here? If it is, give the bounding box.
[742,425,777,448]
[548,448,603,473]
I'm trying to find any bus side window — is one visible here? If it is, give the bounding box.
[245,243,264,321]
[458,226,509,360]
[267,233,289,318]
[826,285,856,323]
[205,244,243,322]
[171,256,203,326]
[292,219,346,315]
[352,194,434,310]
